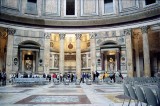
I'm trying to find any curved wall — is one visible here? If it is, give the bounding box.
[0,0,160,26]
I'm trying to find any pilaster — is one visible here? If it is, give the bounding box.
[6,28,16,79]
[90,32,96,77]
[141,26,151,77]
[75,33,81,79]
[59,33,65,75]
[44,32,50,74]
[124,29,134,77]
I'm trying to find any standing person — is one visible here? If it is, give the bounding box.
[103,72,105,82]
[67,73,70,82]
[71,73,74,82]
[95,71,99,83]
[119,72,123,79]
[2,69,6,86]
[92,71,95,82]
[60,73,63,82]
[52,73,56,82]
[73,73,77,82]
[80,73,83,83]
[15,72,19,78]
[43,73,46,78]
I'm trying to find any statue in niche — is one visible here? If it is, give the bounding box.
[108,58,114,72]
[25,57,32,70]
[54,54,59,68]
[82,54,86,68]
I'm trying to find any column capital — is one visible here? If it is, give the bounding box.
[141,26,148,34]
[124,29,131,36]
[90,32,96,39]
[44,32,51,39]
[7,28,16,35]
[59,33,65,39]
[75,33,82,40]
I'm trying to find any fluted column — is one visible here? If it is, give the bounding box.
[90,33,96,77]
[141,26,151,77]
[124,29,134,77]
[75,33,81,79]
[44,32,50,74]
[59,33,65,75]
[133,33,141,77]
[6,28,16,79]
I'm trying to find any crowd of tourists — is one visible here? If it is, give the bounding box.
[0,70,125,86]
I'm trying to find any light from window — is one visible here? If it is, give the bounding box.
[145,0,156,5]
[66,0,75,15]
[104,0,113,13]
[26,0,37,14]
[28,0,37,3]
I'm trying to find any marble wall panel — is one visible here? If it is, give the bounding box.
[2,0,18,9]
[42,0,60,16]
[81,0,98,16]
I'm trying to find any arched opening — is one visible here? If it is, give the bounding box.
[18,40,40,74]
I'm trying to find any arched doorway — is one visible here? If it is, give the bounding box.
[18,41,40,74]
[100,41,120,73]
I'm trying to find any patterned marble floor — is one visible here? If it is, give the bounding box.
[0,82,145,106]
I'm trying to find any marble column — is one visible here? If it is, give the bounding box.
[141,26,151,77]
[75,33,81,79]
[6,28,16,79]
[44,32,50,74]
[90,33,96,77]
[133,34,141,77]
[59,33,65,75]
[124,29,134,77]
